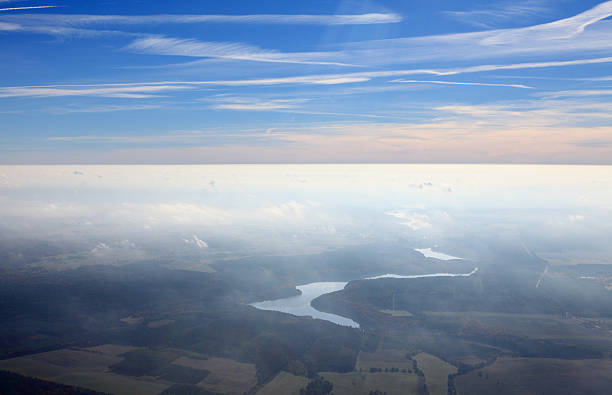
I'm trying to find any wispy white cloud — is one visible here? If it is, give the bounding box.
[445,0,552,28]
[341,2,612,65]
[1,12,402,25]
[0,84,194,98]
[215,103,294,111]
[46,104,162,114]
[391,79,534,89]
[0,12,399,40]
[125,36,356,66]
[479,1,612,45]
[2,55,611,102]
[538,89,612,98]
[211,97,306,111]
[204,96,395,118]
[0,5,56,12]
[587,75,612,81]
[3,3,611,68]
[194,56,612,84]
[0,20,19,29]
[45,128,276,144]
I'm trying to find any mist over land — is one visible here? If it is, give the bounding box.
[1,164,611,394]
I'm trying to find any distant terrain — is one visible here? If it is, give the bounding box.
[1,238,612,394]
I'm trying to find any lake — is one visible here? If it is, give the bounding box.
[251,265,479,328]
[250,282,360,328]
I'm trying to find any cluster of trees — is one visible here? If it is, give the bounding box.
[367,367,408,373]
[412,360,425,377]
[300,376,333,395]
[0,370,104,395]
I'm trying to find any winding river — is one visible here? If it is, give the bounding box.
[251,248,476,329]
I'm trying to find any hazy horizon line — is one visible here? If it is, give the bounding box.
[1,162,610,167]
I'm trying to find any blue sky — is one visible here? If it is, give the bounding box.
[1,0,612,164]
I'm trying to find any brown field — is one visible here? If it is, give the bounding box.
[322,371,420,395]
[173,356,257,395]
[0,345,259,395]
[256,371,309,395]
[119,315,144,325]
[455,357,612,395]
[147,319,174,328]
[425,310,612,341]
[52,372,169,395]
[355,348,413,371]
[0,348,170,395]
[413,352,457,395]
[163,260,217,273]
[82,344,140,356]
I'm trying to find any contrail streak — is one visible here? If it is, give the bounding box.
[0,5,57,11]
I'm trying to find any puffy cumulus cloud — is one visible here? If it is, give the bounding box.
[85,239,147,264]
[92,239,137,254]
[119,239,136,248]
[91,242,110,254]
[406,181,453,193]
[132,203,232,226]
[385,210,453,231]
[262,201,309,220]
[385,211,410,219]
[385,211,431,230]
[400,214,432,231]
[183,235,208,248]
[122,201,321,228]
